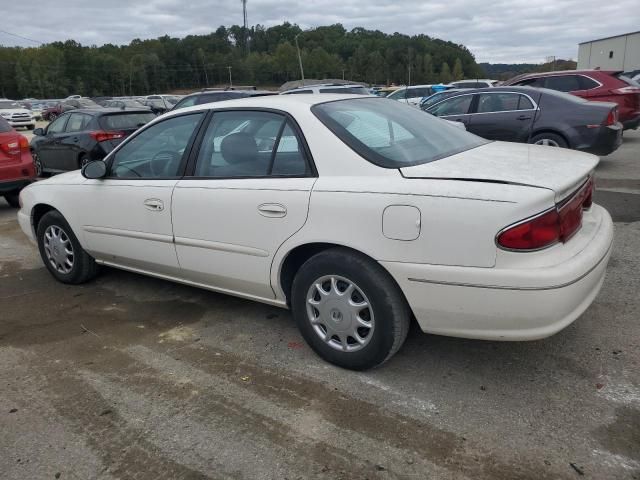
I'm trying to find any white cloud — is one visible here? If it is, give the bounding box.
[1,0,638,63]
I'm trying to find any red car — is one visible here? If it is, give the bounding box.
[504,70,640,130]
[0,117,36,207]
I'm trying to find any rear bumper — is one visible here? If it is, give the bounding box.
[381,205,614,341]
[622,114,640,130]
[579,124,622,156]
[0,178,34,194]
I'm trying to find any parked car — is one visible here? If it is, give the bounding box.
[280,83,371,95]
[172,90,276,111]
[450,79,498,89]
[42,99,100,121]
[17,95,613,370]
[503,70,640,130]
[420,89,471,110]
[424,86,622,156]
[0,117,36,207]
[102,99,151,110]
[0,100,36,130]
[30,108,156,175]
[386,84,453,106]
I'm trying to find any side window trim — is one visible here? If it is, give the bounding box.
[105,111,208,180]
[267,119,288,176]
[465,92,538,115]
[183,107,317,179]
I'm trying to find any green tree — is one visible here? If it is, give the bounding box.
[440,61,452,83]
[452,58,464,81]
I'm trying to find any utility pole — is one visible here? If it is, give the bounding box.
[227,66,233,87]
[200,50,209,87]
[295,33,305,85]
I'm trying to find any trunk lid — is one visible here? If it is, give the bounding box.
[400,141,598,202]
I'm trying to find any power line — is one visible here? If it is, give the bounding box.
[0,29,44,45]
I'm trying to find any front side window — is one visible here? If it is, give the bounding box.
[193,110,309,178]
[476,93,520,113]
[427,95,473,116]
[109,113,203,179]
[66,113,92,132]
[313,97,487,168]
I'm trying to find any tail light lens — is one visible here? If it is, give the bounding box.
[612,86,640,95]
[89,131,125,142]
[497,178,594,251]
[18,135,29,150]
[604,109,618,126]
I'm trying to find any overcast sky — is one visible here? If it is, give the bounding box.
[1,1,638,63]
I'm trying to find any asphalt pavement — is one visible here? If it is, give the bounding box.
[1,129,638,479]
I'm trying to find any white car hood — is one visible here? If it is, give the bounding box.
[1,108,32,115]
[400,141,598,202]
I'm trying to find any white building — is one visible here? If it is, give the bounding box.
[578,31,640,72]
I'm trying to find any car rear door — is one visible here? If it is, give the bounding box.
[466,92,537,142]
[171,109,316,300]
[58,112,94,170]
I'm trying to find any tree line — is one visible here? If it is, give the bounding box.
[0,22,484,99]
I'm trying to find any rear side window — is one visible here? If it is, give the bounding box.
[518,95,534,109]
[543,75,581,92]
[283,90,312,95]
[100,112,156,130]
[0,117,12,133]
[476,93,520,113]
[66,113,93,132]
[579,76,600,89]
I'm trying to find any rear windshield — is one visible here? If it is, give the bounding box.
[0,116,12,133]
[312,97,487,168]
[618,74,640,87]
[100,112,156,130]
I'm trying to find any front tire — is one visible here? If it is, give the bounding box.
[291,248,411,370]
[36,210,99,284]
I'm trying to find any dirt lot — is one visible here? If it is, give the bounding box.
[1,131,639,479]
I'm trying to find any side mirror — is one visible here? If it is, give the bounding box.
[33,128,44,136]
[81,160,107,179]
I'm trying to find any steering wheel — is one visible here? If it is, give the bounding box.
[149,150,181,177]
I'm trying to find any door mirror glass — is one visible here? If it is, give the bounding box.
[33,128,44,136]
[82,160,107,179]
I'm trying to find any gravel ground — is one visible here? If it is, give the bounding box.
[0,129,638,480]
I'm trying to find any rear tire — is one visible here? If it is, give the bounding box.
[529,132,568,148]
[3,193,20,208]
[291,248,411,370]
[36,210,99,284]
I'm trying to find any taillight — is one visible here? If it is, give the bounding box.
[497,178,594,251]
[18,135,29,150]
[604,109,617,126]
[89,131,125,142]
[612,86,640,95]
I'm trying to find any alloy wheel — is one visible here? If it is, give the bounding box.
[534,138,560,147]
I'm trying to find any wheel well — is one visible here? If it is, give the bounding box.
[32,204,57,232]
[279,243,400,307]
[529,129,570,148]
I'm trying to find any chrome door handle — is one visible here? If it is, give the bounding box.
[258,203,287,218]
[144,198,164,211]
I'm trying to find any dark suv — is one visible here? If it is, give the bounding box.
[172,90,276,111]
[31,108,156,174]
[504,70,640,130]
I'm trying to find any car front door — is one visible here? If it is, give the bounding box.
[35,114,70,172]
[426,94,474,126]
[171,109,316,300]
[77,111,205,275]
[466,92,536,142]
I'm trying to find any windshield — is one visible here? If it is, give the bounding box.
[312,97,487,168]
[100,112,156,130]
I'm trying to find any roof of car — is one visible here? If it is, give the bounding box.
[506,69,620,83]
[63,108,154,115]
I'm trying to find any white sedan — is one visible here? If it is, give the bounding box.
[17,94,613,370]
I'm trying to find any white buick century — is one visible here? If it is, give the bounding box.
[17,95,614,370]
